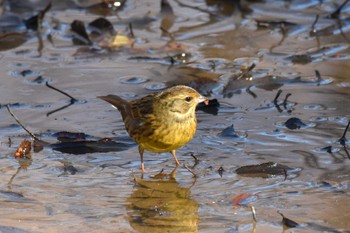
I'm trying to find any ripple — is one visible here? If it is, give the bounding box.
[189,58,231,71]
[307,44,349,57]
[313,146,341,153]
[119,92,137,99]
[275,119,316,129]
[143,82,167,91]
[328,116,349,124]
[252,68,274,78]
[233,57,260,66]
[119,75,149,84]
[328,54,350,61]
[337,82,350,87]
[301,75,334,85]
[309,116,328,122]
[8,70,40,77]
[302,104,326,111]
[88,156,120,163]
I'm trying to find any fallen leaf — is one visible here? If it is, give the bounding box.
[15,139,32,159]
[235,162,297,178]
[232,193,257,208]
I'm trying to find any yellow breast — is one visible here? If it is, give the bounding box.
[137,118,197,153]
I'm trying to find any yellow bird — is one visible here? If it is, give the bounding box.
[98,85,208,172]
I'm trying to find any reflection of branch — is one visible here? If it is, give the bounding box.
[160,26,175,41]
[173,0,215,16]
[344,145,350,159]
[184,164,197,177]
[8,167,21,187]
[269,22,288,52]
[310,14,319,36]
[273,90,283,113]
[128,23,135,38]
[283,93,291,109]
[46,102,74,117]
[273,89,292,113]
[246,85,257,98]
[335,18,350,44]
[36,13,44,57]
[310,15,321,48]
[6,105,41,141]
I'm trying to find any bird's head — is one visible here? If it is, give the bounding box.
[155,85,208,118]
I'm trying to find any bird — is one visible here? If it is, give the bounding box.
[98,85,208,172]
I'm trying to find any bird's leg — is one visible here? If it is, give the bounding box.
[170,150,180,166]
[169,165,178,179]
[138,146,145,173]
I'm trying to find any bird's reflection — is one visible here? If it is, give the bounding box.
[127,175,198,233]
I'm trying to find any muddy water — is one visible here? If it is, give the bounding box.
[0,0,350,232]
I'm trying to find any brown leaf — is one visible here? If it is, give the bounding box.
[15,139,32,159]
[232,193,257,208]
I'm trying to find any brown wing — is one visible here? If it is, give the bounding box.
[98,94,157,140]
[129,94,155,119]
[98,95,129,120]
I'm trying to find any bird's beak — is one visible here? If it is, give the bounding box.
[197,95,209,105]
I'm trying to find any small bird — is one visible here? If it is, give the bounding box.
[98,85,208,172]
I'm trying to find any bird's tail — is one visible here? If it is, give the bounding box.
[98,95,129,120]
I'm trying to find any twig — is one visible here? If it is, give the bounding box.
[329,0,350,19]
[128,23,135,38]
[247,63,256,72]
[335,17,350,44]
[36,12,44,57]
[160,26,175,41]
[189,152,199,162]
[338,120,350,146]
[344,145,350,159]
[246,85,257,98]
[310,14,321,47]
[236,63,256,80]
[36,2,52,57]
[283,93,292,108]
[315,70,322,85]
[273,89,283,103]
[184,164,197,177]
[46,81,78,103]
[310,14,319,36]
[6,105,41,142]
[250,206,257,222]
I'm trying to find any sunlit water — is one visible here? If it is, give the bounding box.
[0,0,349,232]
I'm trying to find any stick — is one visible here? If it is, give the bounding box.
[6,105,41,142]
[46,81,78,103]
[184,164,197,177]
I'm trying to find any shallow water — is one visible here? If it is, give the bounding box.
[0,0,350,232]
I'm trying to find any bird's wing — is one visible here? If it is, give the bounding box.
[98,95,129,120]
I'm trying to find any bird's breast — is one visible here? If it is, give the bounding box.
[137,116,197,153]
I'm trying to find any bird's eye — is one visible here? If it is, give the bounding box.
[185,96,193,102]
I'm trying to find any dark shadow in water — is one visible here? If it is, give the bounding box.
[127,176,198,233]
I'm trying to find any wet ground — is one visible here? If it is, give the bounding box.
[0,0,350,232]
